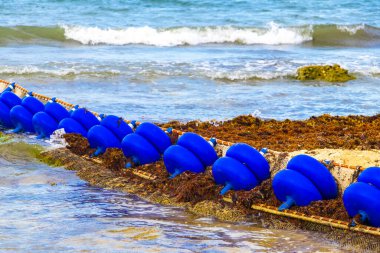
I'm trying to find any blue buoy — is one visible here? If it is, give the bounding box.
[273,169,323,210]
[21,96,44,114]
[343,182,380,227]
[121,133,161,165]
[286,154,338,200]
[87,125,121,156]
[0,91,21,108]
[226,143,270,182]
[32,112,59,139]
[0,101,14,128]
[10,105,34,132]
[177,132,218,167]
[163,145,205,178]
[100,115,133,141]
[9,95,45,133]
[44,101,70,122]
[135,122,171,154]
[58,118,87,137]
[32,100,71,138]
[358,167,380,189]
[212,157,259,195]
[71,108,100,131]
[272,154,337,211]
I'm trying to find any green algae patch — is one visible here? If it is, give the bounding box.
[0,132,12,143]
[38,152,65,168]
[296,64,355,82]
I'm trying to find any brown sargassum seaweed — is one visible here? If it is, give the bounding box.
[40,114,380,252]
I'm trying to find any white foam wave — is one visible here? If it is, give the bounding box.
[337,24,366,35]
[62,23,312,46]
[0,65,120,77]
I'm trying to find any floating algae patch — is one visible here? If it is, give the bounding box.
[0,141,44,162]
[296,64,355,82]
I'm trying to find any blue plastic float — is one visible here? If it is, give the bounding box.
[213,156,259,195]
[86,115,135,157]
[212,143,269,195]
[87,125,122,156]
[273,154,338,211]
[32,98,70,139]
[58,107,100,137]
[136,122,172,154]
[122,133,161,165]
[9,92,44,133]
[122,122,171,166]
[0,91,22,128]
[100,115,134,141]
[163,132,217,178]
[343,167,380,227]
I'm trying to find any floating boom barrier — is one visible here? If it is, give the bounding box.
[0,79,380,240]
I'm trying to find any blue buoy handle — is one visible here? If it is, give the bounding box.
[91,146,105,157]
[165,127,173,134]
[36,133,45,139]
[278,196,295,211]
[359,210,368,223]
[349,210,369,227]
[260,148,268,155]
[131,156,140,166]
[220,182,233,195]
[49,97,57,103]
[4,82,15,92]
[209,137,217,147]
[169,169,181,179]
[12,125,23,134]
[128,120,137,130]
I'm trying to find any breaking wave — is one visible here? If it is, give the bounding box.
[0,23,379,47]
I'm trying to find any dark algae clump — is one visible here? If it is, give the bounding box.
[101,148,126,172]
[294,198,350,221]
[63,133,91,155]
[296,64,356,82]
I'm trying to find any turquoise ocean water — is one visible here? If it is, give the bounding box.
[0,1,379,252]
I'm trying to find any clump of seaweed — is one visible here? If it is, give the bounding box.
[234,179,280,208]
[101,148,126,172]
[293,197,350,221]
[63,133,91,155]
[296,64,356,82]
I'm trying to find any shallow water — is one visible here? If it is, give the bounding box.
[0,139,351,252]
[0,0,379,122]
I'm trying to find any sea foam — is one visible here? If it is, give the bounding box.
[62,23,312,46]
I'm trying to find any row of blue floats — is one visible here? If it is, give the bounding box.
[0,84,379,228]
